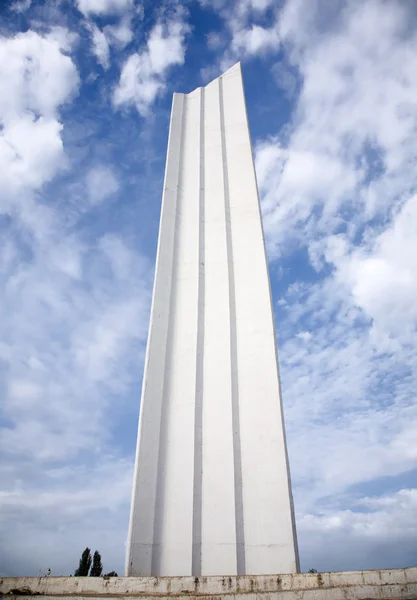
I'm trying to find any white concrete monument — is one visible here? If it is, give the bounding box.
[126,63,299,577]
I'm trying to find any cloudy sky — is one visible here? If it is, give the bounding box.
[1,0,417,577]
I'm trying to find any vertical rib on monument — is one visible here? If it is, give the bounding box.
[126,63,299,577]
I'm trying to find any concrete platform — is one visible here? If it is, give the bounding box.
[1,568,417,600]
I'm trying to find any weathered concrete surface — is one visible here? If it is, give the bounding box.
[1,568,417,599]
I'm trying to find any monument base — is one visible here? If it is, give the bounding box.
[1,568,416,600]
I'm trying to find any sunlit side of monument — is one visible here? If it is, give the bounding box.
[126,63,299,577]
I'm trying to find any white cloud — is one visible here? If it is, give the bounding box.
[84,12,136,68]
[256,142,359,255]
[0,26,150,474]
[104,14,134,49]
[0,30,79,207]
[10,0,31,12]
[0,458,133,576]
[325,194,417,348]
[271,60,297,97]
[87,22,110,69]
[257,0,417,258]
[206,31,223,51]
[86,166,119,205]
[114,18,189,115]
[231,0,276,17]
[45,26,79,52]
[231,23,280,56]
[0,229,151,463]
[298,488,417,571]
[277,270,417,522]
[77,0,132,17]
[0,115,66,194]
[85,9,137,68]
[201,0,280,71]
[296,331,311,342]
[0,30,78,121]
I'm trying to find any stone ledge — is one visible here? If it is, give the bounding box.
[1,568,416,600]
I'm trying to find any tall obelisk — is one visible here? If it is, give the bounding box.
[126,63,299,577]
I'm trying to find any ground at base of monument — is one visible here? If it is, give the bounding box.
[1,567,417,600]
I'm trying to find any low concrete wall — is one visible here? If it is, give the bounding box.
[1,568,416,600]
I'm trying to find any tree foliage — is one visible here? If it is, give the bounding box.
[74,547,117,577]
[74,547,92,576]
[90,550,103,577]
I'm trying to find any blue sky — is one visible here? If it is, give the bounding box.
[1,0,417,577]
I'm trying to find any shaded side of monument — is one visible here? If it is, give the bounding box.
[126,62,299,577]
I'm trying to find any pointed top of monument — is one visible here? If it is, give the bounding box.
[220,61,241,77]
[208,61,241,86]
[179,62,242,96]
